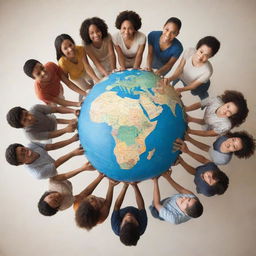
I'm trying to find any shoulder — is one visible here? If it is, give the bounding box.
[196,162,218,173]
[172,38,183,50]
[148,31,161,40]
[76,45,85,55]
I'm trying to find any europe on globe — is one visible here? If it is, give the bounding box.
[78,70,186,181]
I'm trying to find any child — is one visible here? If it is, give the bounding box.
[185,133,255,165]
[23,59,86,106]
[6,104,78,142]
[38,162,95,216]
[146,17,183,76]
[150,169,203,224]
[74,174,119,230]
[5,135,83,179]
[113,10,146,70]
[186,90,248,136]
[55,33,100,97]
[166,36,220,100]
[111,183,147,246]
[80,17,116,78]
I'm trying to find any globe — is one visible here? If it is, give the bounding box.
[78,70,186,182]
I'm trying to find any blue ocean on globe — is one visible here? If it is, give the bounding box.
[78,69,186,181]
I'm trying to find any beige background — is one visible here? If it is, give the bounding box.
[0,0,255,256]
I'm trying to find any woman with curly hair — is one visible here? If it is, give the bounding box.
[185,90,249,137]
[55,34,100,99]
[80,17,116,78]
[166,36,220,100]
[112,10,146,70]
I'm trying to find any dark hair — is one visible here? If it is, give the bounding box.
[220,90,248,128]
[38,191,59,216]
[211,170,229,195]
[164,17,182,31]
[227,131,255,159]
[80,17,108,45]
[119,222,140,246]
[6,106,26,128]
[196,36,220,57]
[75,200,100,230]
[55,34,75,60]
[185,198,203,218]
[115,10,142,31]
[23,59,40,78]
[5,143,23,166]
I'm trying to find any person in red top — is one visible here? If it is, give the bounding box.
[23,59,86,107]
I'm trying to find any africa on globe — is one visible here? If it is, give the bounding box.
[78,70,186,181]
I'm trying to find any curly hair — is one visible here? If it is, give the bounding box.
[164,17,182,31]
[196,36,220,57]
[7,106,26,128]
[80,17,108,45]
[220,90,249,128]
[54,34,75,60]
[115,10,142,31]
[5,143,23,166]
[185,198,203,218]
[38,191,59,216]
[75,200,100,230]
[226,131,255,159]
[211,170,229,195]
[120,222,140,246]
[23,59,40,78]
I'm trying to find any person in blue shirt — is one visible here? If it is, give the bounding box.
[111,183,147,246]
[174,139,229,197]
[150,169,203,224]
[146,17,183,76]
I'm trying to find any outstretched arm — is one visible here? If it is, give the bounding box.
[54,146,84,168]
[132,183,145,210]
[185,102,201,112]
[83,54,101,82]
[152,177,162,212]
[45,133,78,151]
[114,44,126,71]
[155,57,178,76]
[50,96,81,107]
[51,162,95,181]
[185,134,210,152]
[173,138,210,164]
[47,121,77,139]
[162,169,193,194]
[188,128,218,137]
[114,183,129,211]
[166,57,185,82]
[50,105,77,115]
[146,44,154,71]
[133,44,145,69]
[178,157,196,176]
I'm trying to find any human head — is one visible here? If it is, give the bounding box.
[54,34,75,60]
[75,200,100,230]
[115,10,142,31]
[185,198,203,218]
[120,222,140,246]
[226,131,255,158]
[6,106,26,128]
[161,17,181,44]
[38,191,61,216]
[5,143,23,166]
[196,36,220,57]
[23,59,41,78]
[220,90,248,127]
[164,17,182,31]
[80,17,108,45]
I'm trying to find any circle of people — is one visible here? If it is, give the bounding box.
[5,11,255,247]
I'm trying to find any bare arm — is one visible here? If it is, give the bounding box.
[50,105,77,115]
[155,57,178,76]
[133,44,145,69]
[188,128,218,137]
[185,134,210,152]
[60,72,87,96]
[114,183,129,210]
[50,96,81,107]
[83,53,101,82]
[47,122,77,139]
[132,183,145,210]
[178,157,196,175]
[45,133,78,151]
[162,169,193,194]
[114,44,126,70]
[54,146,84,168]
[51,162,95,181]
[108,39,117,71]
[146,44,154,71]
[152,178,162,212]
[167,57,186,82]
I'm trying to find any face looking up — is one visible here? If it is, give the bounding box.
[88,24,103,44]
[120,212,139,228]
[176,197,197,212]
[201,171,217,186]
[32,63,49,82]
[194,44,213,64]
[44,192,62,208]
[221,137,243,153]
[61,39,76,59]
[87,195,104,210]
[120,20,135,40]
[216,102,238,118]
[161,22,179,44]
[15,146,38,164]
[20,110,36,127]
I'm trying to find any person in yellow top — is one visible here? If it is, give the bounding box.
[55,34,100,99]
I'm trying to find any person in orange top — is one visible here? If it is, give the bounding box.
[23,59,86,107]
